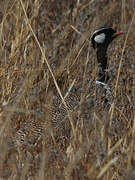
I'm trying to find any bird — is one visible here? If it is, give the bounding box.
[14,27,123,148]
[91,27,123,82]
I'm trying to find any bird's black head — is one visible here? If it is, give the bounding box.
[91,27,123,49]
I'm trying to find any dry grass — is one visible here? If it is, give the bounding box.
[0,0,134,179]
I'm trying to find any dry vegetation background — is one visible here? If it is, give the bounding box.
[0,0,135,179]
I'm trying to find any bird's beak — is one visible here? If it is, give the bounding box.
[112,30,123,37]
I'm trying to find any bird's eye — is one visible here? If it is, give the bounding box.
[94,33,106,43]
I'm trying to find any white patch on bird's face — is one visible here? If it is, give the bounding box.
[94,33,106,43]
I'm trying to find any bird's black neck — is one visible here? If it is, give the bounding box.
[96,46,109,82]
